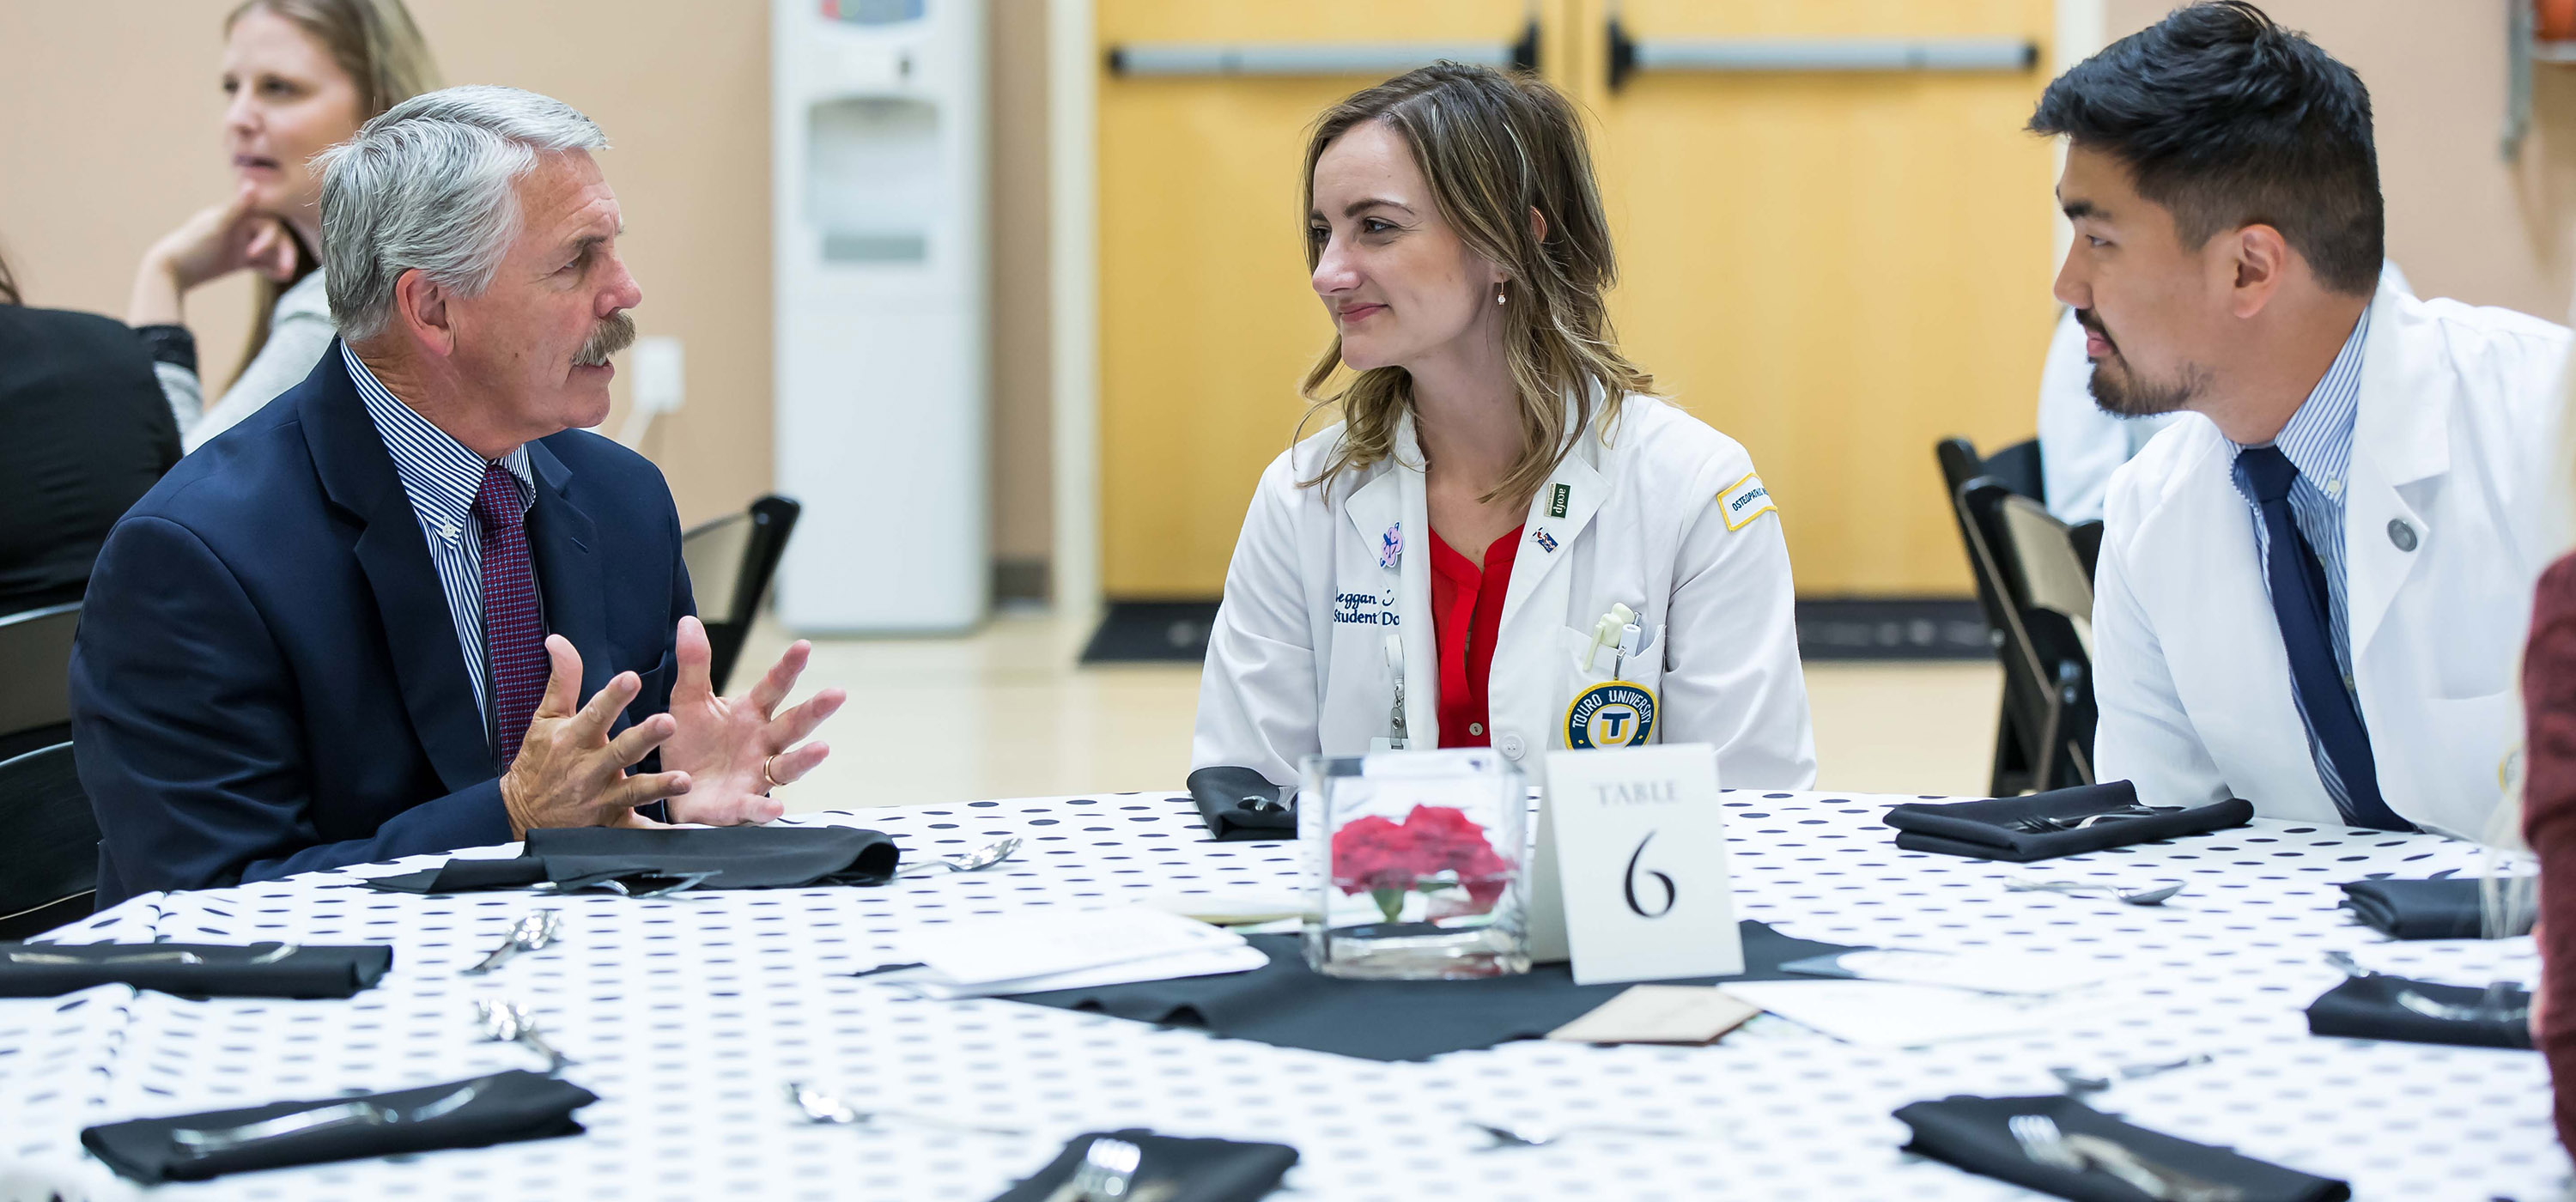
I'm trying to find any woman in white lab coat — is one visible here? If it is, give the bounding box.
[1190,64,1816,799]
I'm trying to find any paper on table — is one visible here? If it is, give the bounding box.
[894,905,1254,987]
[875,942,1271,1000]
[1546,985,1761,1045]
[1718,980,2140,1047]
[1777,949,2124,996]
[1136,893,1312,926]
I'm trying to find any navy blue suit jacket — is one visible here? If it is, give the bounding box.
[71,344,693,906]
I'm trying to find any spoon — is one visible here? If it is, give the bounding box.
[2050,1053,2214,1095]
[473,998,573,1072]
[896,836,1023,878]
[785,1081,1025,1136]
[2006,879,2184,906]
[464,909,562,974]
[1465,1118,1701,1150]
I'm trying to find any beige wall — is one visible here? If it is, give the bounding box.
[0,0,1054,572]
[2104,0,2576,319]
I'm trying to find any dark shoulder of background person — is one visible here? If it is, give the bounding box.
[0,300,182,615]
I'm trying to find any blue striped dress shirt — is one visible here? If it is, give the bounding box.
[343,343,537,737]
[2226,304,2371,813]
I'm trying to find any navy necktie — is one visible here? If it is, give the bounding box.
[2238,446,2408,830]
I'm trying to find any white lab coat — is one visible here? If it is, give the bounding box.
[1192,393,1816,790]
[2092,278,2571,838]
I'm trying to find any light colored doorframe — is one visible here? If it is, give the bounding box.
[1048,0,1103,641]
[1048,0,2111,633]
[2050,0,2107,270]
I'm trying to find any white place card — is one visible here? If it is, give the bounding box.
[1537,744,1743,986]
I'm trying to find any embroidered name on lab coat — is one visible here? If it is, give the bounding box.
[1334,591,1399,625]
[1718,472,1777,531]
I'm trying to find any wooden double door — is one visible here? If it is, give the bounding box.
[1096,0,2059,599]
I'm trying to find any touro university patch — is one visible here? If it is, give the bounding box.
[1564,681,1656,749]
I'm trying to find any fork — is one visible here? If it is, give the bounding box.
[2010,807,2153,834]
[783,1081,1026,1137]
[1070,1135,1141,1201]
[464,910,562,974]
[1467,1117,1700,1149]
[472,999,572,1072]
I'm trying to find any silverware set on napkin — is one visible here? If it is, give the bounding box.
[2009,1113,2244,1202]
[2323,950,2530,1023]
[167,1084,481,1156]
[6,944,300,967]
[2008,805,2160,834]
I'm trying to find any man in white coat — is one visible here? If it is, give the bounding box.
[2032,1,2568,838]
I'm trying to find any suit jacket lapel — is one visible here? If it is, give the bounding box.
[301,342,494,792]
[524,437,609,701]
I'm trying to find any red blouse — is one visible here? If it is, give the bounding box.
[1426,525,1522,749]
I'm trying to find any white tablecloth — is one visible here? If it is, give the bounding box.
[1,790,2564,1201]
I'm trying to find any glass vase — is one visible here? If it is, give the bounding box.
[1299,748,1531,980]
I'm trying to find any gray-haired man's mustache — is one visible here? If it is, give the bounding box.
[574,311,636,367]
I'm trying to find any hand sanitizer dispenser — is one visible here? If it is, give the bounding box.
[770,0,988,632]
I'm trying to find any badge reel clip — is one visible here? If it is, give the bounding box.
[1371,631,1408,753]
[1565,604,1657,750]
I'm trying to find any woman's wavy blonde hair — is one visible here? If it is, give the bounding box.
[224,0,439,385]
[1296,63,1650,502]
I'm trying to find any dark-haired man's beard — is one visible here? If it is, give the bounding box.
[2078,310,2203,416]
[574,311,635,368]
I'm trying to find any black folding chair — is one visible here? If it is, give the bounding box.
[0,743,96,938]
[0,602,79,764]
[1935,438,2046,796]
[680,496,801,695]
[1959,479,2099,792]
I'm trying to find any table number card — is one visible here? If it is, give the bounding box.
[1536,744,1742,986]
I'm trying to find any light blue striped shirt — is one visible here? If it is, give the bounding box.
[343,343,536,735]
[2227,303,2370,811]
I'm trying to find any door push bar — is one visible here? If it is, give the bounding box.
[1108,21,1539,78]
[1607,18,2036,90]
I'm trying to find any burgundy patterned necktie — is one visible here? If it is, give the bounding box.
[473,463,548,769]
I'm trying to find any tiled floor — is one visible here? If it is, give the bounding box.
[738,609,2006,813]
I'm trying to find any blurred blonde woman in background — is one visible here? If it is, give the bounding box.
[125,0,435,452]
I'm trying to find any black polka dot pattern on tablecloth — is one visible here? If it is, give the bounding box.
[0,791,2558,1200]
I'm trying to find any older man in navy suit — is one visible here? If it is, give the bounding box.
[72,86,844,905]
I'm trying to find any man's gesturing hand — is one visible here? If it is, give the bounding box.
[659,616,847,825]
[498,635,692,839]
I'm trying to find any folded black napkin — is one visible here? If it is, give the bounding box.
[1897,1094,2348,1202]
[1188,766,1296,841]
[2306,972,2536,1050]
[2337,877,2534,940]
[999,919,1860,1062]
[82,1070,595,1184]
[990,1130,1297,1202]
[1884,780,2252,862]
[365,824,899,893]
[0,942,391,999]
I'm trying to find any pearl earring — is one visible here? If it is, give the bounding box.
[1496,283,1508,306]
